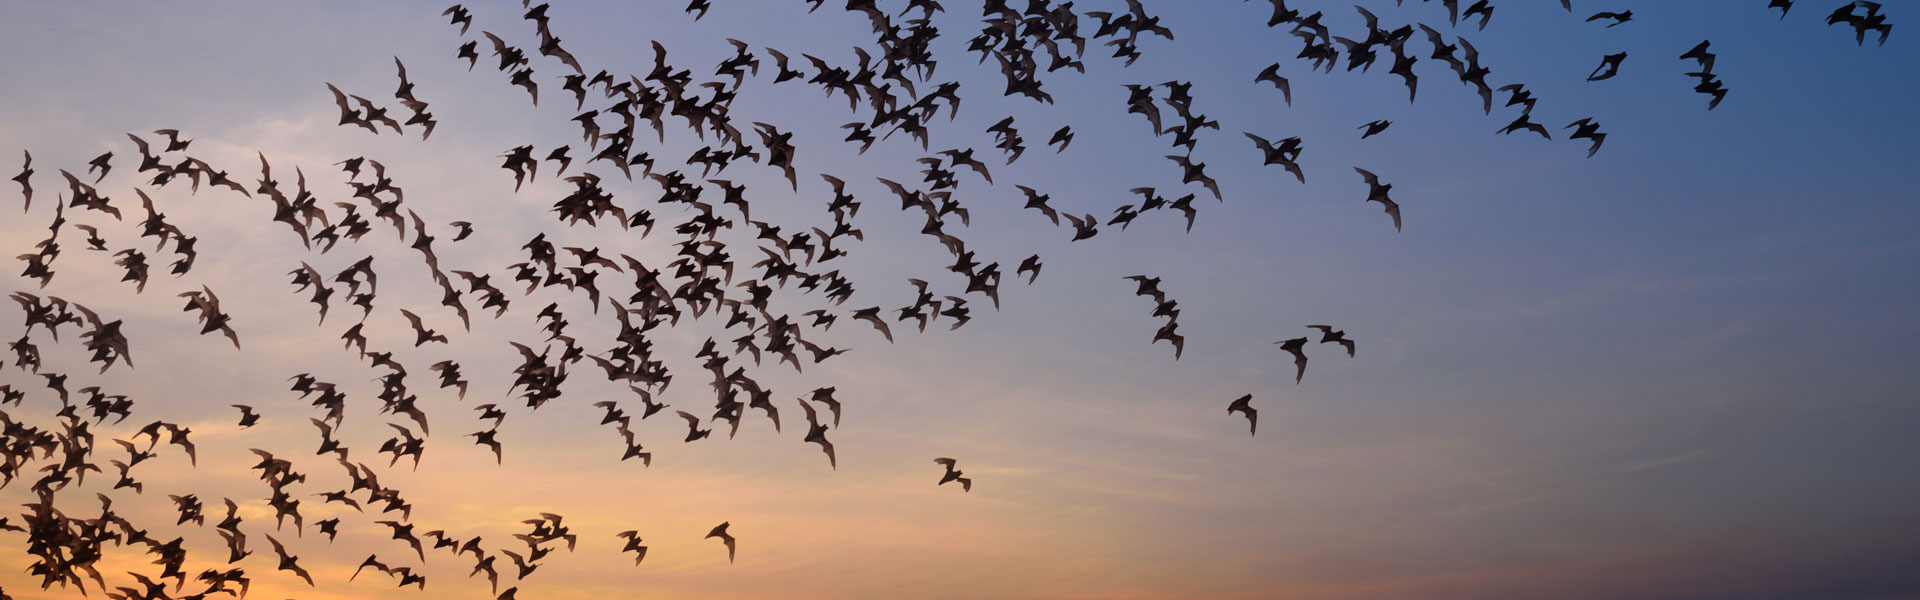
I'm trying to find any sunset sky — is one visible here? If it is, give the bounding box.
[2,1,1917,599]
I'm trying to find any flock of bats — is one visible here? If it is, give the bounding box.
[0,0,1893,598]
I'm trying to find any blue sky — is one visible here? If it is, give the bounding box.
[1,1,1916,598]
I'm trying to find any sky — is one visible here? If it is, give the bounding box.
[1,1,1917,599]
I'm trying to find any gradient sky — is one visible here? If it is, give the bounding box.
[2,1,1917,599]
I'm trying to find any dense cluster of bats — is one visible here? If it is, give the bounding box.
[0,0,1892,598]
